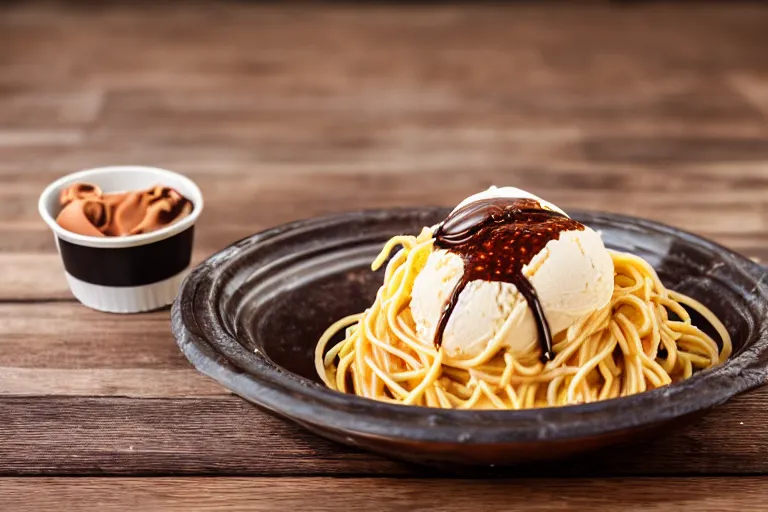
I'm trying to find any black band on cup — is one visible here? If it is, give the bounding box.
[58,227,194,287]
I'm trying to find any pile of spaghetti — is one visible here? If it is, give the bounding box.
[314,229,731,410]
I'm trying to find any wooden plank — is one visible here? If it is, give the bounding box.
[0,252,211,300]
[0,253,71,299]
[0,396,406,477]
[0,390,765,477]
[0,302,197,370]
[0,302,228,396]
[1,477,767,512]
[0,369,225,397]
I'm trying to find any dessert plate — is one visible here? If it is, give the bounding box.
[172,208,768,466]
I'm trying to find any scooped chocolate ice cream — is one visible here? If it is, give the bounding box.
[56,182,193,237]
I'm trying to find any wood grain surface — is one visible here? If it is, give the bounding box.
[3,477,768,512]
[0,391,766,477]
[1,0,768,509]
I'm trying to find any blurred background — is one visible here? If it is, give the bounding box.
[2,1,767,277]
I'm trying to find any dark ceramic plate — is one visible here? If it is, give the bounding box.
[172,208,768,466]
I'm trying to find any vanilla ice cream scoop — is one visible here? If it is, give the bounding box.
[410,187,614,360]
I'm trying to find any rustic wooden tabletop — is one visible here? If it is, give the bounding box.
[2,1,768,510]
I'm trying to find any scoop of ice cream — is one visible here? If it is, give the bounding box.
[56,183,193,237]
[453,186,566,217]
[410,187,614,359]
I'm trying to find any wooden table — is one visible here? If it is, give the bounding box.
[2,2,768,510]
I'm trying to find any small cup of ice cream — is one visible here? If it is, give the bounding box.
[38,166,203,313]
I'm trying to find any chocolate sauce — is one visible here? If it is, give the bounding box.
[433,197,585,362]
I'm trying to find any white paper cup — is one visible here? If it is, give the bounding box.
[38,166,204,313]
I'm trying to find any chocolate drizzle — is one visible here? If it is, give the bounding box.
[433,197,585,362]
